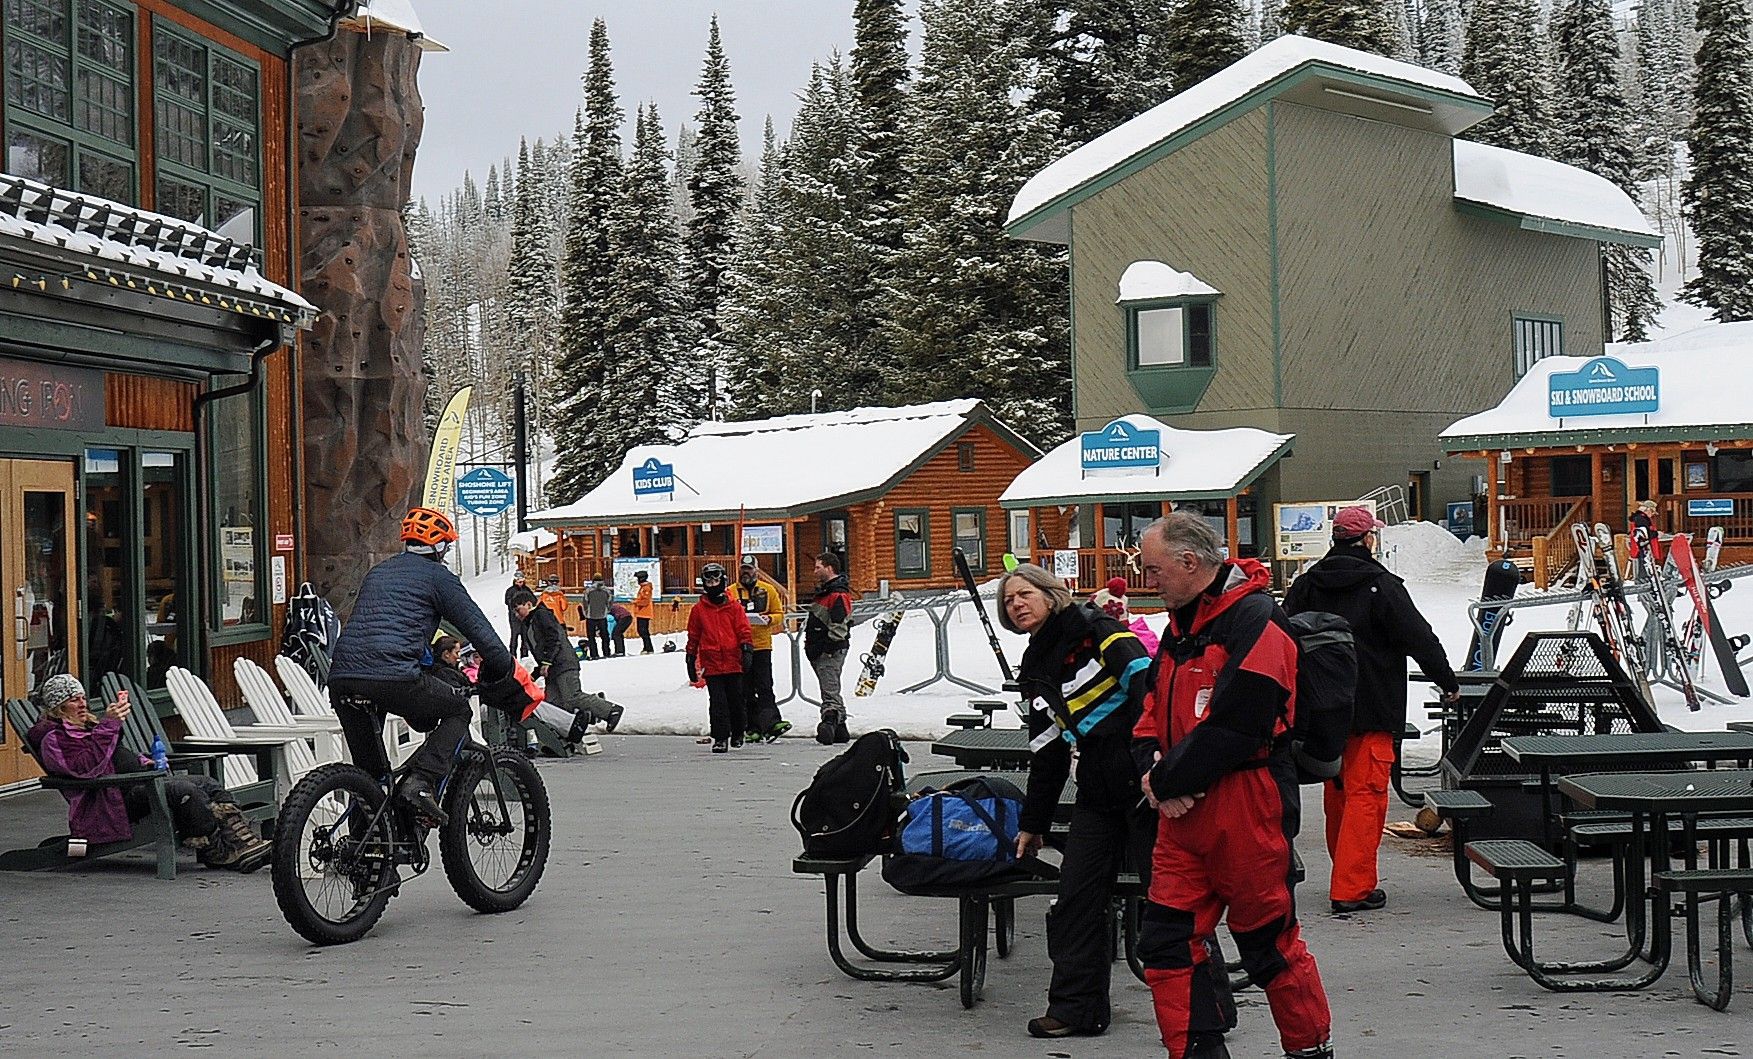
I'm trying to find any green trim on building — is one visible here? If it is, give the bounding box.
[1123,296,1219,412]
[1006,62,1493,241]
[1454,200,1663,249]
[1267,101,1283,408]
[171,0,345,54]
[1444,424,1753,452]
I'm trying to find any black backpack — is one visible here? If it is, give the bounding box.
[1285,611,1356,784]
[790,729,909,857]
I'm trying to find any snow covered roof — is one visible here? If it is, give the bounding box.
[1440,322,1753,449]
[1000,414,1294,507]
[1008,35,1487,242]
[1117,261,1220,302]
[509,528,557,553]
[529,400,1041,526]
[0,172,316,324]
[343,0,447,52]
[1452,139,1660,247]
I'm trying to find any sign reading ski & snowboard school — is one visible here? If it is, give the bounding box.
[1547,356,1660,418]
[632,458,675,498]
[1080,419,1162,473]
[456,467,516,517]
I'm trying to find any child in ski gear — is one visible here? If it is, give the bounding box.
[1133,514,1331,1059]
[1001,563,1159,1040]
[1093,575,1161,656]
[539,576,571,628]
[609,602,632,657]
[512,594,623,738]
[806,552,855,744]
[26,675,271,872]
[736,557,789,742]
[686,563,754,751]
[1284,506,1458,913]
[330,507,540,824]
[632,570,656,654]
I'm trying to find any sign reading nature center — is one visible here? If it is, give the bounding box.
[1080,419,1162,473]
[1548,356,1660,418]
[632,458,676,498]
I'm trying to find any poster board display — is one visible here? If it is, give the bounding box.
[613,557,662,602]
[740,524,784,555]
[1273,500,1377,561]
[1053,549,1080,584]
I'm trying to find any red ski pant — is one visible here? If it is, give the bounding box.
[1139,766,1330,1057]
[1322,730,1396,903]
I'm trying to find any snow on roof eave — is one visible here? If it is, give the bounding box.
[999,431,1295,508]
[342,0,448,52]
[1006,35,1489,244]
[1453,197,1664,249]
[1451,139,1661,248]
[1117,260,1221,302]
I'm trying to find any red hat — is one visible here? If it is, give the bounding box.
[1332,506,1385,541]
[1105,576,1128,597]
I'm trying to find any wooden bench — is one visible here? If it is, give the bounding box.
[1653,866,1753,1009]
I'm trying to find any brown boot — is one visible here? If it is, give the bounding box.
[208,802,272,873]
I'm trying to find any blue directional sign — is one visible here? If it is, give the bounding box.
[1080,420,1162,471]
[632,458,676,498]
[455,467,515,517]
[1688,498,1734,518]
[1548,356,1660,418]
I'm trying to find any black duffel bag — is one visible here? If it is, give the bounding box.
[791,729,908,857]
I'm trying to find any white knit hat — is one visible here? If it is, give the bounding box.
[38,673,87,714]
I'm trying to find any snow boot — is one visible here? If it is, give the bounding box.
[202,803,271,873]
[765,720,792,743]
[1185,1031,1231,1058]
[398,774,448,826]
[711,738,729,754]
[833,716,851,743]
[816,712,839,745]
[602,702,625,733]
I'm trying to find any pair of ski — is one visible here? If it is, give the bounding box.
[1571,522,1657,702]
[1663,526,1749,699]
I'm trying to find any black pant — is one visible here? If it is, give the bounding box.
[584,617,610,659]
[743,649,781,734]
[507,609,526,658]
[332,672,473,782]
[1045,801,1162,1032]
[637,617,653,652]
[611,624,628,656]
[705,672,745,742]
[124,773,229,840]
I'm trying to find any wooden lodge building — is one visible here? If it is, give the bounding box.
[1442,325,1753,588]
[1004,35,1660,529]
[522,401,1041,610]
[0,0,355,790]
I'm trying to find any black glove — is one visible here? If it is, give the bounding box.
[741,643,755,673]
[685,653,698,683]
[532,664,547,680]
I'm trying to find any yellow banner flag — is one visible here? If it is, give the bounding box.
[422,386,472,510]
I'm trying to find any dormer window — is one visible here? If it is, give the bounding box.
[1118,261,1220,412]
[1133,302,1214,368]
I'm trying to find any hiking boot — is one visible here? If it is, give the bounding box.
[1284,1042,1334,1059]
[765,720,792,743]
[711,738,729,754]
[1331,889,1386,914]
[603,703,625,733]
[398,775,448,826]
[1186,1031,1231,1058]
[1026,1016,1101,1039]
[203,803,271,873]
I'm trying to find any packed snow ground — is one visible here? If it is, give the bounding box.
[464,521,1753,758]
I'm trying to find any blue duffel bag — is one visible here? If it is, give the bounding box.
[881,775,1055,895]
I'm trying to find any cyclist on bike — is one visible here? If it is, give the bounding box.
[329,506,537,823]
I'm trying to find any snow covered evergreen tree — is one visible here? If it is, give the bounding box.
[1280,0,1403,55]
[1419,0,1463,74]
[550,20,625,504]
[718,118,790,407]
[852,0,911,253]
[1550,0,1659,340]
[1166,0,1250,90]
[685,16,744,417]
[1681,0,1753,319]
[1462,0,1550,153]
[889,0,1071,441]
[672,123,698,229]
[1033,1,1177,146]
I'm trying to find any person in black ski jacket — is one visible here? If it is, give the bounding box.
[504,570,530,658]
[1283,506,1459,914]
[514,593,624,738]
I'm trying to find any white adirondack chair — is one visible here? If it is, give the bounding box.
[165,666,312,800]
[233,658,344,763]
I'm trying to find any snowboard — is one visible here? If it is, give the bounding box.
[1675,531,1750,698]
[854,609,906,697]
[1466,557,1521,671]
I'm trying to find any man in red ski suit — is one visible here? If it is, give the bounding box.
[1133,514,1332,1059]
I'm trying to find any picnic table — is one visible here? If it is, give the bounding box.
[1504,731,1753,843]
[931,727,1032,771]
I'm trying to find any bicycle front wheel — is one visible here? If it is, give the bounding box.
[271,763,397,945]
[440,747,550,913]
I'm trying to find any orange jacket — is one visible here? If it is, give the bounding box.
[539,589,571,630]
[632,581,655,620]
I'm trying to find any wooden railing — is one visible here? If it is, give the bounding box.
[1661,494,1753,541]
[1518,498,1589,589]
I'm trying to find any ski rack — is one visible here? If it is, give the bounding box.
[770,590,1004,707]
[1467,562,1753,700]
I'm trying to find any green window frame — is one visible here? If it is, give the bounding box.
[2,0,138,202]
[952,508,986,573]
[205,381,269,643]
[151,16,260,244]
[1514,315,1564,379]
[895,509,930,579]
[1123,297,1219,413]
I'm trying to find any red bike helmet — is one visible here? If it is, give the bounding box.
[401,506,458,548]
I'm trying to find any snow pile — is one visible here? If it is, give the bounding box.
[1001,414,1293,505]
[1377,520,1477,583]
[1116,261,1221,302]
[1453,139,1658,243]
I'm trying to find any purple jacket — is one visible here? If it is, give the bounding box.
[26,716,149,844]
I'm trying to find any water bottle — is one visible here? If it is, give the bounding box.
[150,735,169,771]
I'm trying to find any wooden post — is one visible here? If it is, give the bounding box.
[784,519,799,605]
[1226,496,1240,558]
[1093,502,1106,587]
[1486,453,1501,553]
[1589,450,1604,532]
[1531,535,1549,590]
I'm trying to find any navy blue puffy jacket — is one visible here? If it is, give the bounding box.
[331,552,513,683]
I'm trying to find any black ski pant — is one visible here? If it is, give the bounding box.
[124,773,230,840]
[705,672,745,742]
[584,617,610,659]
[331,672,472,783]
[507,608,526,659]
[743,649,782,734]
[637,618,653,653]
[611,624,628,656]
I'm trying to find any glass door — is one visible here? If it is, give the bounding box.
[1,459,79,788]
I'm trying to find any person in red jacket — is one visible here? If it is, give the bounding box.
[686,563,754,753]
[1133,513,1331,1059]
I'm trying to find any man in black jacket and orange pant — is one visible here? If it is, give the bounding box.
[1284,506,1460,914]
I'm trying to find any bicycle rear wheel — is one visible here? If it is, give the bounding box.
[272,763,397,945]
[440,747,550,912]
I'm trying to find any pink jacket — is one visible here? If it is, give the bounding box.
[27,716,147,844]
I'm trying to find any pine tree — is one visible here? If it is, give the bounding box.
[672,123,698,228]
[685,15,744,417]
[852,0,912,252]
[1261,0,1285,41]
[1280,0,1403,55]
[718,117,790,408]
[1419,0,1463,74]
[890,0,1071,441]
[1165,0,1250,90]
[1033,2,1178,147]
[1681,0,1753,319]
[1551,0,1660,340]
[1462,0,1550,153]
[549,20,624,504]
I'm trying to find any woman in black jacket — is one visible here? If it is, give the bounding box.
[1001,562,1156,1040]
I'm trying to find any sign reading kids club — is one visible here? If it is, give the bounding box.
[1080,419,1163,473]
[1548,356,1660,418]
[632,458,676,498]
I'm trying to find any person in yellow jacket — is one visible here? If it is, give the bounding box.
[631,570,656,654]
[735,556,790,742]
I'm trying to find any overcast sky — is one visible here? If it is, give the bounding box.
[408,2,916,204]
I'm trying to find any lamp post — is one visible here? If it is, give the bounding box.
[811,388,823,414]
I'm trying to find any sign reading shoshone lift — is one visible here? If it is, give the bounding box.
[1548,356,1660,418]
[632,458,676,498]
[1079,419,1163,472]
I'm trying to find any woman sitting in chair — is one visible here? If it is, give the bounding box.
[24,674,271,873]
